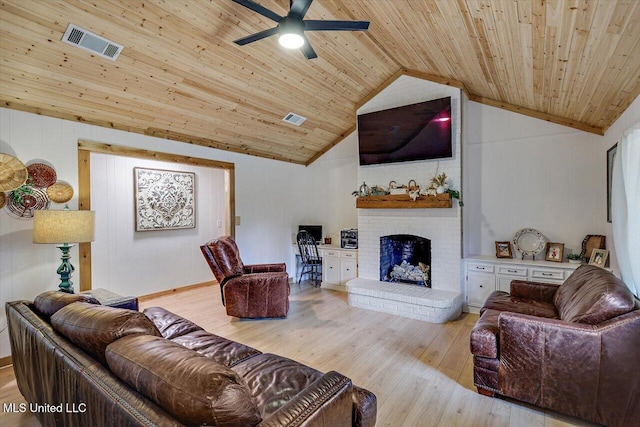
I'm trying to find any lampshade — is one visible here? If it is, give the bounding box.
[33,209,95,244]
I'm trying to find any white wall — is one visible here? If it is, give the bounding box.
[463,102,604,259]
[90,153,227,297]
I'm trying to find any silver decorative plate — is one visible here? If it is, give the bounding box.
[512,228,546,256]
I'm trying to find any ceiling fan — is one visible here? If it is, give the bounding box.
[231,0,370,59]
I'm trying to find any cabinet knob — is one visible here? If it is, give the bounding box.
[479,285,483,288]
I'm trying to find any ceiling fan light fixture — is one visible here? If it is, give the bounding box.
[279,32,304,49]
[278,18,305,49]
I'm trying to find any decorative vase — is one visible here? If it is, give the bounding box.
[436,185,445,194]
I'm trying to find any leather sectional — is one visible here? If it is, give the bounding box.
[7,291,376,426]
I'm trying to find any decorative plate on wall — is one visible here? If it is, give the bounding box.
[26,163,57,187]
[46,181,74,203]
[5,186,51,219]
[512,228,547,257]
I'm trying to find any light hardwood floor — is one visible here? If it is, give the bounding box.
[1,282,596,426]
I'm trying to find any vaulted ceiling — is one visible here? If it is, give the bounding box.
[1,1,639,165]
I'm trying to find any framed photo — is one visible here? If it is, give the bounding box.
[589,249,609,268]
[134,167,196,231]
[495,241,512,258]
[607,143,617,223]
[545,242,564,262]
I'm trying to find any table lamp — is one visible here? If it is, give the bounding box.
[33,206,95,293]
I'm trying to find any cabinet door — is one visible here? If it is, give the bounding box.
[340,258,357,284]
[323,255,340,285]
[496,276,519,293]
[467,272,494,307]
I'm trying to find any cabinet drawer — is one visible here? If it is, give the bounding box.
[467,263,494,273]
[341,251,357,259]
[497,266,527,277]
[530,269,564,281]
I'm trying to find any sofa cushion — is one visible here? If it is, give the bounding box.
[33,290,100,317]
[51,302,161,365]
[143,306,204,339]
[232,353,324,419]
[554,265,635,324]
[106,334,261,427]
[172,330,261,367]
[482,291,559,319]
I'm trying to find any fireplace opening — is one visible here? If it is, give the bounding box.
[380,234,431,287]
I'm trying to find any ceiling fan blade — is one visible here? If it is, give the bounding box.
[304,20,370,31]
[300,35,317,59]
[289,0,313,19]
[232,0,282,23]
[233,26,279,45]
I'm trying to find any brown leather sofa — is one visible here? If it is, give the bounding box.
[470,264,640,427]
[7,291,376,426]
[201,236,290,318]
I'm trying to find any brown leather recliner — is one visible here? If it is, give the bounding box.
[470,265,640,427]
[201,236,290,318]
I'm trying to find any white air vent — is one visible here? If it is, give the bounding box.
[282,112,307,126]
[61,24,123,61]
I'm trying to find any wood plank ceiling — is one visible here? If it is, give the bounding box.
[1,0,639,165]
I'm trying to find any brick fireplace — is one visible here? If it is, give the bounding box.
[345,75,464,323]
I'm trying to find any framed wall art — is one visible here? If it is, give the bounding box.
[607,143,617,223]
[134,167,195,231]
[545,242,564,262]
[495,241,512,258]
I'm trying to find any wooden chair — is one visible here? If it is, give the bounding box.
[296,231,322,287]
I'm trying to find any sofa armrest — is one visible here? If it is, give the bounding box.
[498,310,640,425]
[259,371,353,426]
[244,263,287,274]
[509,280,559,303]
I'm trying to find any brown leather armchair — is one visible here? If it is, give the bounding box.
[470,265,640,427]
[201,236,290,318]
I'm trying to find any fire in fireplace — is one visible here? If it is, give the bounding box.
[380,234,431,287]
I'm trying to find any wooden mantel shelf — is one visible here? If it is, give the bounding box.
[356,193,452,209]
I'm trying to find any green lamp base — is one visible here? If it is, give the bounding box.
[56,243,75,294]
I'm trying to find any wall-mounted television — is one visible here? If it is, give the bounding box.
[357,97,452,166]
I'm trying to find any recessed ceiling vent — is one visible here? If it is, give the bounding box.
[282,112,307,126]
[61,24,123,61]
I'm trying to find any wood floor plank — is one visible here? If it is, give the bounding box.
[0,282,598,426]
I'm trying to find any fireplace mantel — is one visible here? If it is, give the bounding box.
[356,193,451,209]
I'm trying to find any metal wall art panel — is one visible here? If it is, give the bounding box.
[134,167,195,231]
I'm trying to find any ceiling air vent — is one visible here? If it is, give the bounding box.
[282,112,307,126]
[61,24,123,61]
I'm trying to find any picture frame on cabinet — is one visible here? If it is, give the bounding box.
[589,249,609,268]
[495,241,512,258]
[545,242,564,262]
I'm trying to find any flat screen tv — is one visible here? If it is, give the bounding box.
[357,97,452,166]
[298,225,322,242]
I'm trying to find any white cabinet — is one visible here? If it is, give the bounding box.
[464,255,580,312]
[320,247,358,291]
